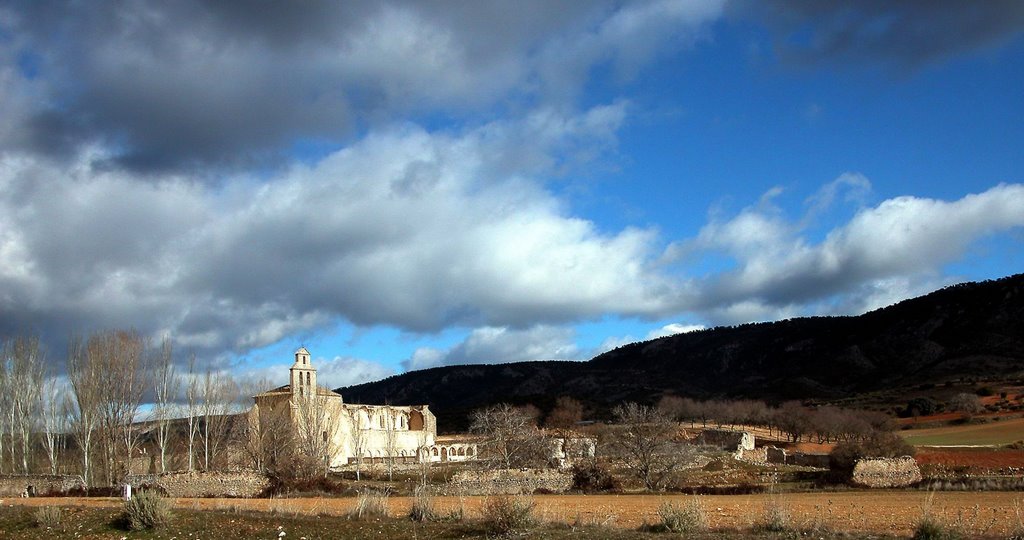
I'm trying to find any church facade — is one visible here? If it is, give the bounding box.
[249,347,437,468]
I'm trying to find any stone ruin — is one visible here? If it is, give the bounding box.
[0,474,86,497]
[436,468,573,496]
[697,429,755,457]
[850,456,922,488]
[127,470,270,498]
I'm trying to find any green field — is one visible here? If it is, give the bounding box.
[900,416,1024,446]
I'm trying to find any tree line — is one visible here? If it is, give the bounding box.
[0,331,251,487]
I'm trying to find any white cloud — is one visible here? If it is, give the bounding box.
[646,323,706,339]
[676,180,1024,323]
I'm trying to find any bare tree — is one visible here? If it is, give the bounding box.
[545,396,584,431]
[246,400,293,474]
[293,389,340,478]
[151,337,180,472]
[469,403,546,469]
[68,335,103,486]
[382,406,399,480]
[609,402,687,491]
[185,353,202,471]
[40,376,72,475]
[346,407,367,481]
[0,358,8,473]
[5,336,46,473]
[200,369,239,470]
[85,330,148,483]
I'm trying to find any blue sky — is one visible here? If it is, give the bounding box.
[1,1,1023,389]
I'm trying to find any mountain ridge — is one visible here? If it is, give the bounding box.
[339,274,1024,430]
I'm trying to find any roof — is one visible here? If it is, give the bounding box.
[295,346,310,354]
[252,384,342,399]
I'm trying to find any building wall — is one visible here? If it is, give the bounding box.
[251,392,437,468]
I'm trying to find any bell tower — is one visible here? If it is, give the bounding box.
[289,347,316,396]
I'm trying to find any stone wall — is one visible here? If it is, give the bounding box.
[761,446,830,468]
[697,429,754,452]
[0,475,85,497]
[737,446,768,464]
[766,446,786,464]
[127,470,270,498]
[850,456,922,488]
[436,469,573,496]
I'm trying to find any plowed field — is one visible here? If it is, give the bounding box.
[9,491,1023,537]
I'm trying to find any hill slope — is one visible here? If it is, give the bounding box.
[339,274,1024,430]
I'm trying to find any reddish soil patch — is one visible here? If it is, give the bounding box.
[9,492,1023,537]
[915,447,1024,470]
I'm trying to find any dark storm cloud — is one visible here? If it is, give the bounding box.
[735,0,1024,68]
[2,0,718,174]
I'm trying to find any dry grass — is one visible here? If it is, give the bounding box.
[347,490,389,520]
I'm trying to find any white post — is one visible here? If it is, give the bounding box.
[122,484,132,501]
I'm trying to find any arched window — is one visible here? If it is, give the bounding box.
[432,448,438,456]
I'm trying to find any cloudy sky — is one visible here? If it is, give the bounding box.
[1,1,1023,389]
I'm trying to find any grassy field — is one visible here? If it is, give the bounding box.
[900,416,1024,446]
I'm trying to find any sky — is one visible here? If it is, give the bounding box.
[1,1,1023,390]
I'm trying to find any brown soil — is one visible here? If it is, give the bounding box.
[916,447,1024,469]
[8,491,1022,537]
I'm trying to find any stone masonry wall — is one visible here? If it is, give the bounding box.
[0,475,86,497]
[127,470,270,498]
[850,456,922,488]
[435,469,573,496]
[697,429,754,452]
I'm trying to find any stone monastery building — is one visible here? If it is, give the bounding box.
[249,347,440,468]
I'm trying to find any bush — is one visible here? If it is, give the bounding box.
[408,486,437,522]
[348,490,389,520]
[571,462,618,492]
[33,506,63,529]
[122,490,172,531]
[755,496,791,533]
[480,495,535,534]
[657,498,708,533]
[913,516,962,540]
[830,431,916,474]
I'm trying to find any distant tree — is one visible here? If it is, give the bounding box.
[40,376,71,475]
[829,431,916,475]
[185,353,202,471]
[545,397,584,430]
[609,402,688,491]
[948,393,983,416]
[775,401,813,443]
[903,397,938,419]
[470,403,546,469]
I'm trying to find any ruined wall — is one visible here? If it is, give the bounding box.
[760,446,830,468]
[850,456,922,488]
[766,446,787,464]
[127,470,270,498]
[737,446,768,464]
[435,469,573,495]
[697,429,754,451]
[0,475,85,497]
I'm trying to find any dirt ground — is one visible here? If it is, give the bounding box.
[7,491,1022,537]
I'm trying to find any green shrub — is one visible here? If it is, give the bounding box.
[122,490,172,530]
[657,497,708,533]
[348,490,389,520]
[480,495,535,534]
[912,516,962,540]
[33,506,63,529]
